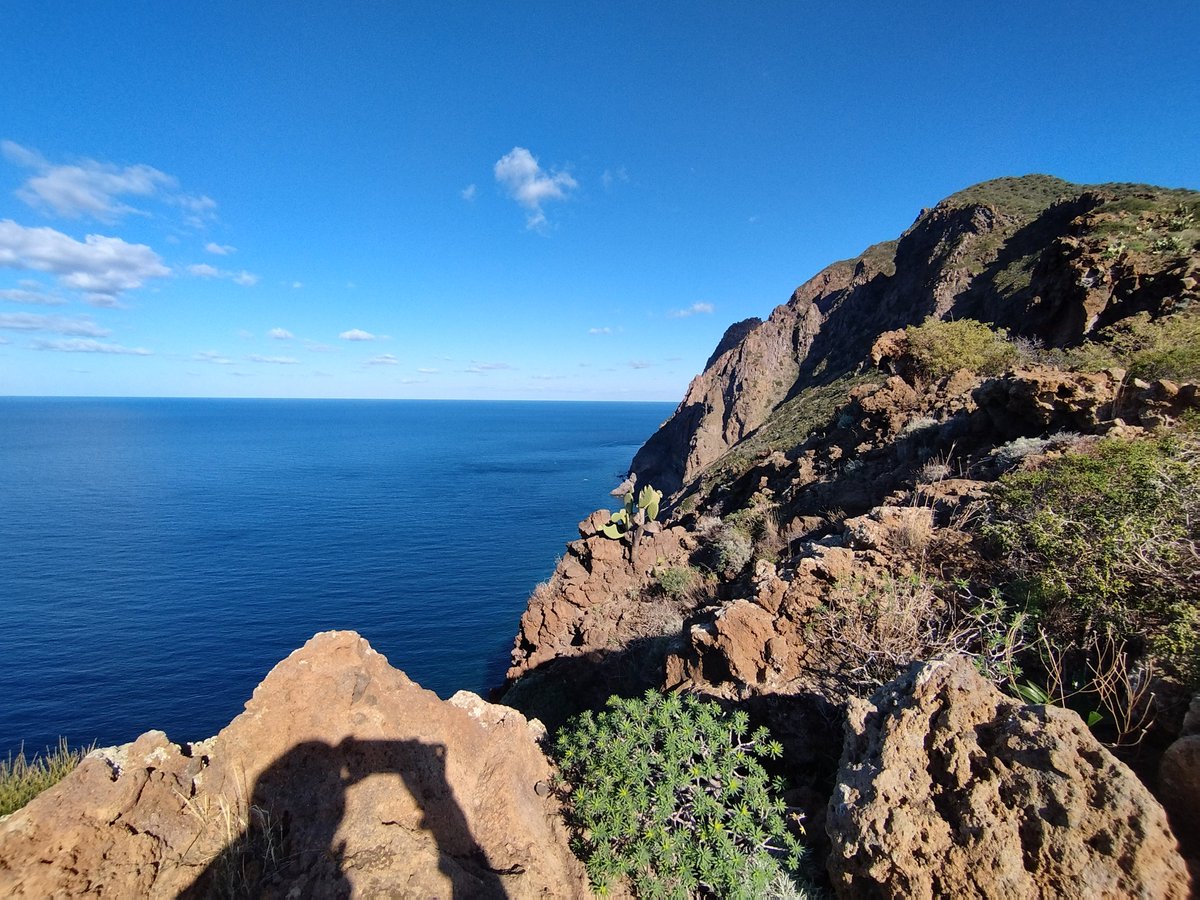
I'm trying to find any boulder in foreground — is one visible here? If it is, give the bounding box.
[0,630,588,898]
[826,656,1191,899]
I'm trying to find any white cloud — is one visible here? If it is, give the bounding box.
[416,367,439,374]
[0,219,169,304]
[268,327,294,340]
[366,353,399,366]
[588,326,612,335]
[0,286,65,305]
[0,312,109,336]
[83,294,125,309]
[204,242,236,255]
[194,350,233,365]
[466,361,513,373]
[339,328,375,341]
[493,147,577,229]
[247,354,298,364]
[291,281,303,289]
[185,262,259,286]
[461,184,477,201]
[601,166,629,190]
[629,360,654,369]
[32,338,151,355]
[2,141,176,221]
[668,302,715,319]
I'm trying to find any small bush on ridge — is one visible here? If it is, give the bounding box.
[554,690,804,898]
[904,317,1018,379]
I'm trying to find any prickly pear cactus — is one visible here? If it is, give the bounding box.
[600,484,662,539]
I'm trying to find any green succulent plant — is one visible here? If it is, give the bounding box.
[601,485,663,540]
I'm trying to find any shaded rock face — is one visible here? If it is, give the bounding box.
[0,631,588,898]
[826,657,1192,899]
[1160,694,1200,867]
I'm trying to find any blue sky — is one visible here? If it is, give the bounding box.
[1,2,1197,400]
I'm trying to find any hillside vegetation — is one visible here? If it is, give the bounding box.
[506,174,1200,896]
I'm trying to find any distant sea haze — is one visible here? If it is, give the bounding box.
[0,397,673,757]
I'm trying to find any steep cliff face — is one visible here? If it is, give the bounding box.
[632,176,1200,495]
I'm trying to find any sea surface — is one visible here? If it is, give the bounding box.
[0,398,674,758]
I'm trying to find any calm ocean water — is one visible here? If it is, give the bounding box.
[0,398,673,758]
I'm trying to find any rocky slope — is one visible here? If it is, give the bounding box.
[632,176,1200,495]
[504,175,1200,893]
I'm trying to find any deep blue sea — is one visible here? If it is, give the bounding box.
[0,398,673,758]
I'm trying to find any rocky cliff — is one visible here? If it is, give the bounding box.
[504,174,1200,894]
[632,176,1200,495]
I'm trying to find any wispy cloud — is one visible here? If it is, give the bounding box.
[194,350,233,364]
[416,367,439,374]
[588,326,612,335]
[366,353,399,366]
[2,141,214,226]
[494,147,577,229]
[247,354,298,364]
[0,219,169,305]
[461,184,477,201]
[204,242,236,255]
[0,311,109,336]
[186,262,259,286]
[339,328,375,341]
[0,285,65,305]
[629,360,654,369]
[32,337,151,355]
[466,361,513,373]
[668,302,715,319]
[601,166,629,190]
[268,327,294,340]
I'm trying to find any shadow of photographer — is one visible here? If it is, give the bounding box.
[180,736,509,898]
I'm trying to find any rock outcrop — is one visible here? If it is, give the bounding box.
[0,631,588,898]
[826,657,1192,898]
[508,509,696,681]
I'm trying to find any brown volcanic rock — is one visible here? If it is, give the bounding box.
[1160,694,1200,866]
[630,276,830,494]
[0,631,588,899]
[507,513,695,681]
[826,657,1191,899]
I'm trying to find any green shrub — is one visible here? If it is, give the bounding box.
[554,691,804,898]
[903,317,1018,379]
[654,565,698,600]
[712,525,754,578]
[984,434,1200,683]
[1,738,90,816]
[1062,310,1200,381]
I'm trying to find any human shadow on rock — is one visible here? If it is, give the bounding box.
[180,737,508,898]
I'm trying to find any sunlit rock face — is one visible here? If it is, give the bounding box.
[0,631,588,899]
